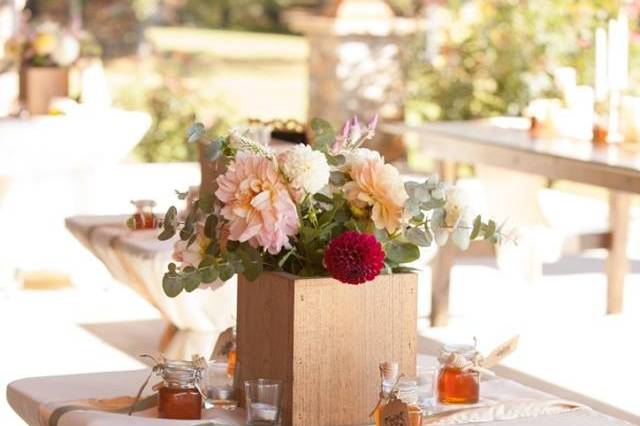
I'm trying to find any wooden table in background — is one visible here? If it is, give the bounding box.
[383,118,640,326]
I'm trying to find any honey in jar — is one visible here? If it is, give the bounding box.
[437,344,480,405]
[374,365,422,426]
[157,359,203,420]
[592,124,609,146]
[131,200,157,230]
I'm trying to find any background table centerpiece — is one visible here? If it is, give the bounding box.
[4,20,99,115]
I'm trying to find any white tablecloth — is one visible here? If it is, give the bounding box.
[0,108,151,277]
[65,215,236,334]
[6,356,631,426]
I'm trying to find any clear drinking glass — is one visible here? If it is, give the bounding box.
[416,365,437,411]
[205,361,236,409]
[244,379,282,426]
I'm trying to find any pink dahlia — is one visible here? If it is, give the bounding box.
[323,231,385,285]
[215,153,299,254]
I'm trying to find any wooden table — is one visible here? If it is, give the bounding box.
[383,118,640,326]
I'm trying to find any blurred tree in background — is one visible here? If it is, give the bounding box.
[127,53,229,162]
[407,0,631,122]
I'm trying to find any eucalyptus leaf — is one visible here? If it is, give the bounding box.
[409,212,425,225]
[470,215,482,240]
[186,234,197,248]
[187,122,206,143]
[405,199,421,217]
[199,266,219,283]
[413,184,430,202]
[203,138,222,160]
[484,219,496,240]
[421,198,446,210]
[238,246,263,281]
[158,227,176,241]
[334,208,350,223]
[175,189,189,200]
[406,227,431,247]
[310,118,335,152]
[180,225,195,241]
[373,227,389,243]
[163,206,178,228]
[327,154,345,166]
[392,266,419,273]
[204,214,218,239]
[329,171,346,186]
[313,193,334,204]
[198,194,215,213]
[404,181,418,198]
[182,267,201,292]
[425,175,439,190]
[385,241,420,264]
[219,264,234,282]
[162,272,183,297]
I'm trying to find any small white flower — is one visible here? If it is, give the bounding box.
[444,186,474,228]
[52,33,80,66]
[229,130,275,158]
[280,144,330,195]
[451,219,472,250]
[342,147,381,167]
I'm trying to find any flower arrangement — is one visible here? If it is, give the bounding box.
[142,117,508,297]
[4,21,97,67]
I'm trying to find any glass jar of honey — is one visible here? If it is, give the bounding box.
[437,344,480,405]
[395,379,423,426]
[157,359,204,420]
[131,200,157,230]
[374,378,423,426]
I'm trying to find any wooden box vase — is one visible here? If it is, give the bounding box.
[19,66,69,115]
[236,272,417,426]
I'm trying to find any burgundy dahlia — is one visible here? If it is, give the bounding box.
[323,231,385,285]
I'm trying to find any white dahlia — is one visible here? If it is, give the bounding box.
[279,144,330,195]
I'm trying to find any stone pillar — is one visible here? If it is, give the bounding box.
[285,1,421,159]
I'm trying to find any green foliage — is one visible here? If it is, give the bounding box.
[177,0,298,32]
[408,0,622,121]
[129,55,229,163]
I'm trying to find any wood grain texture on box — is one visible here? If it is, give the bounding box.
[237,271,417,426]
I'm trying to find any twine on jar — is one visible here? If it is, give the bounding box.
[128,354,168,415]
[439,336,520,378]
[369,361,402,417]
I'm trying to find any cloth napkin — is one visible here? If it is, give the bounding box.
[37,394,243,426]
[423,399,584,424]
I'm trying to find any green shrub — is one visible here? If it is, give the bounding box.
[407,0,624,122]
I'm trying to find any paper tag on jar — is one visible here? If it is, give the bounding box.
[381,397,410,426]
[481,336,519,369]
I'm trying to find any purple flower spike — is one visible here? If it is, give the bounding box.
[351,116,360,131]
[341,120,351,138]
[368,114,379,131]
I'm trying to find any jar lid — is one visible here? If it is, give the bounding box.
[161,359,202,387]
[131,199,156,208]
[442,343,477,356]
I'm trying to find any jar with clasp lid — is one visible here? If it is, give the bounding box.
[157,359,204,419]
[437,343,480,404]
